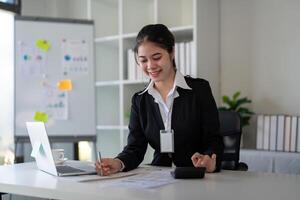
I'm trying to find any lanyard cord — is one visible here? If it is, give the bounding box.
[164,94,175,131]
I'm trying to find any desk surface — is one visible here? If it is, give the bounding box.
[0,162,299,200]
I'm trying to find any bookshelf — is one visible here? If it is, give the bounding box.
[21,0,221,162]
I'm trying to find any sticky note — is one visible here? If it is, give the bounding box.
[36,39,51,52]
[57,79,72,91]
[34,111,49,123]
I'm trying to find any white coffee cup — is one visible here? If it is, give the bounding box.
[52,149,65,164]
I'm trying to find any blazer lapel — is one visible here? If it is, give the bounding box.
[171,88,192,128]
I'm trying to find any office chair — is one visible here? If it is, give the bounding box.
[0,193,7,200]
[219,111,248,171]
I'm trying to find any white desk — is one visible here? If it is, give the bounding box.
[0,162,299,200]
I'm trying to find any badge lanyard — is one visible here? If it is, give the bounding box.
[164,99,174,131]
[160,94,175,153]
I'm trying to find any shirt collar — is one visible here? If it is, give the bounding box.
[139,70,192,95]
[175,71,192,90]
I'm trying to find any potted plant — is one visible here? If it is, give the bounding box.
[219,91,254,129]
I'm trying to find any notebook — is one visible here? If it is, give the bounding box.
[26,122,96,177]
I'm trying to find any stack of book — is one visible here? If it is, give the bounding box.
[126,41,196,81]
[174,41,196,77]
[127,49,145,81]
[256,114,300,152]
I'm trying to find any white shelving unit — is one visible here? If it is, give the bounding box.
[21,0,221,162]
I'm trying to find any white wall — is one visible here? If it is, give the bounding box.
[22,0,88,19]
[220,0,300,147]
[0,10,15,164]
[196,0,221,104]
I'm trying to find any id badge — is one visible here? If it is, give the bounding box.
[160,129,174,153]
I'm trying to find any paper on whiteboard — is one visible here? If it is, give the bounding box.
[16,41,47,77]
[61,39,89,76]
[43,87,68,120]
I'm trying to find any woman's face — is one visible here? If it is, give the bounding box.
[137,41,174,83]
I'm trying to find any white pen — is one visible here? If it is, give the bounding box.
[97,151,103,176]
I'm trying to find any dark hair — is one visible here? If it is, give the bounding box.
[134,24,176,68]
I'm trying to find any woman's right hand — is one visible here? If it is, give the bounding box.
[95,158,123,176]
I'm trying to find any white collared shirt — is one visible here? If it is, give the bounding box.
[140,71,192,130]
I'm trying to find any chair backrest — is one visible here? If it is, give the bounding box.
[219,111,242,170]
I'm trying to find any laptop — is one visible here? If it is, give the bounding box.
[26,122,96,177]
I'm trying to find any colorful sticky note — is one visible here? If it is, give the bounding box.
[36,39,51,52]
[57,79,73,91]
[34,111,49,123]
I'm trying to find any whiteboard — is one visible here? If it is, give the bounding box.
[15,16,96,137]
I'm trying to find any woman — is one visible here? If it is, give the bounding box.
[96,24,223,175]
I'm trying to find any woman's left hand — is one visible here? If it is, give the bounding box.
[191,152,216,173]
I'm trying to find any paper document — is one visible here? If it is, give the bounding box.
[79,172,139,182]
[104,170,178,189]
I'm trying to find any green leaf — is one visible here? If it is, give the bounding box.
[233,91,241,100]
[221,91,255,129]
[218,107,229,111]
[237,107,255,115]
[241,116,251,127]
[233,98,252,110]
[222,96,236,109]
[222,96,230,104]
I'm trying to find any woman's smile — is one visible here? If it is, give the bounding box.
[148,69,162,78]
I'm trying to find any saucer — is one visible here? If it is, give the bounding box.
[54,158,68,165]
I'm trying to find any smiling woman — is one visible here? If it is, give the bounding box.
[0,10,15,165]
[95,24,223,176]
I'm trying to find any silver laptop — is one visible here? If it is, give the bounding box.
[26,122,96,177]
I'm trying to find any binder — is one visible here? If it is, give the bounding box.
[284,116,291,152]
[263,115,270,150]
[276,115,285,151]
[269,115,277,151]
[297,117,300,152]
[290,116,297,152]
[256,115,264,149]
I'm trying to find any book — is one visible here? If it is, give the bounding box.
[269,115,277,151]
[290,116,298,152]
[263,115,270,150]
[179,42,186,75]
[297,117,300,152]
[284,116,291,152]
[175,43,179,70]
[256,115,264,149]
[276,115,285,151]
[185,42,191,76]
[127,49,136,80]
[190,41,197,78]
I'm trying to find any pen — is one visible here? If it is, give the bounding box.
[97,151,103,176]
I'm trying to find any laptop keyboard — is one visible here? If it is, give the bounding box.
[56,165,85,173]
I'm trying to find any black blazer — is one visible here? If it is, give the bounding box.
[117,77,224,172]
